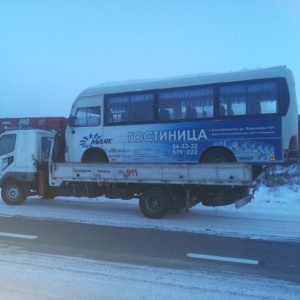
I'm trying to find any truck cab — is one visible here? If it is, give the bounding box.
[0,129,55,204]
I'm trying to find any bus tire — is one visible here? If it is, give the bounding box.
[82,151,108,163]
[139,186,171,219]
[200,148,236,163]
[1,180,27,205]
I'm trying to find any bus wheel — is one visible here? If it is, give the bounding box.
[82,151,108,163]
[139,187,171,219]
[1,180,27,205]
[201,148,236,163]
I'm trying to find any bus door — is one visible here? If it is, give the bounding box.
[66,97,103,162]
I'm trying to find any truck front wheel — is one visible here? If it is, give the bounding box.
[139,187,171,219]
[1,180,27,205]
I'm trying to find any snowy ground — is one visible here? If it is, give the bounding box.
[0,184,299,299]
[0,185,299,242]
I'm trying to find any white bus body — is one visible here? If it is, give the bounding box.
[65,66,298,166]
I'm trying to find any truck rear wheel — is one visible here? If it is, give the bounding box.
[42,189,56,200]
[1,180,27,205]
[139,187,171,219]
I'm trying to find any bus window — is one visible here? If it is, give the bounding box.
[261,100,277,114]
[158,90,177,120]
[220,81,278,116]
[159,108,171,120]
[220,84,247,116]
[185,106,197,119]
[130,94,154,122]
[219,103,226,116]
[74,107,101,127]
[158,87,214,121]
[248,82,278,114]
[106,95,128,123]
[106,93,154,124]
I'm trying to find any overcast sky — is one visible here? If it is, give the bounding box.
[1,0,300,118]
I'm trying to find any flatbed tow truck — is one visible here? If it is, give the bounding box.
[0,128,261,218]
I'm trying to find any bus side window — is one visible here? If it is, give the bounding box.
[121,111,129,122]
[253,102,261,114]
[247,81,278,115]
[249,101,261,114]
[219,84,247,117]
[227,107,234,116]
[185,106,197,119]
[107,109,114,123]
[219,104,226,116]
[159,109,170,120]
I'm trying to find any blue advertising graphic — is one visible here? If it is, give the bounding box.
[80,133,112,149]
[80,116,282,163]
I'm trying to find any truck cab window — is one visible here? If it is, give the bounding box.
[0,134,16,156]
[41,137,53,161]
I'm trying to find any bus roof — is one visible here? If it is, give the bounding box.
[77,66,294,98]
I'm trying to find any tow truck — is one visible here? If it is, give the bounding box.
[0,128,260,218]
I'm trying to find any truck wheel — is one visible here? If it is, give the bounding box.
[1,180,27,205]
[42,189,56,200]
[139,187,171,219]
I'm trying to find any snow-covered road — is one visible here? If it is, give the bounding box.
[0,247,299,300]
[0,185,299,299]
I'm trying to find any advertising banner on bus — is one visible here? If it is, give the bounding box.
[79,116,281,164]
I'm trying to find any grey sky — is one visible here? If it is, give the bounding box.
[1,0,299,117]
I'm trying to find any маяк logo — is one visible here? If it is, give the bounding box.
[80,133,112,149]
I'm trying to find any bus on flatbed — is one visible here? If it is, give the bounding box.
[66,66,298,168]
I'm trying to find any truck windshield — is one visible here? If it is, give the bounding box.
[0,134,16,156]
